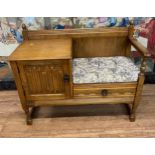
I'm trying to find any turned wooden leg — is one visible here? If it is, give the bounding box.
[129,56,146,122]
[129,99,140,122]
[129,93,142,122]
[126,103,136,122]
[129,113,136,122]
[26,111,32,125]
[26,107,34,125]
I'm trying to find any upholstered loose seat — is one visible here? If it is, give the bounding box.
[73,56,140,84]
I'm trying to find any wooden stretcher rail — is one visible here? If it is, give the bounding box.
[32,97,134,106]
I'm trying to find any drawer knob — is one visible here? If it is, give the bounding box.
[101,89,108,96]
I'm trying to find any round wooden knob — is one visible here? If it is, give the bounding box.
[101,89,108,96]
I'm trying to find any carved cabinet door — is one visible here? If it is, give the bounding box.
[17,60,71,101]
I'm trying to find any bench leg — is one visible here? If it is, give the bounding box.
[129,97,141,122]
[129,73,145,122]
[126,104,136,122]
[129,91,143,122]
[129,112,136,122]
[26,107,34,125]
[129,57,147,122]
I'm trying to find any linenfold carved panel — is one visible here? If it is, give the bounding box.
[24,65,64,94]
[17,60,70,100]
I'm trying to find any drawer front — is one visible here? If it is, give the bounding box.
[17,60,71,101]
[73,83,137,99]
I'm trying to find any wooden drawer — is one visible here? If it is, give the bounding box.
[73,83,137,99]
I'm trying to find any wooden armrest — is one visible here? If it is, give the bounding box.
[129,37,151,58]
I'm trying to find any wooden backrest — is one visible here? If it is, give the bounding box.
[22,25,132,58]
[73,36,130,58]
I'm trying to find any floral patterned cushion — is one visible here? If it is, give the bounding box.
[73,56,140,84]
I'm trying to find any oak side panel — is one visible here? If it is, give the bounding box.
[9,61,28,113]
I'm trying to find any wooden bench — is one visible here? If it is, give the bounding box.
[9,23,150,125]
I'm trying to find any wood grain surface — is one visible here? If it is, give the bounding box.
[0,84,155,138]
[9,39,72,61]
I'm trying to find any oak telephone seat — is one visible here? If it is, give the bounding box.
[9,23,150,125]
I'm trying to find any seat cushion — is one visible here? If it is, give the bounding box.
[73,56,140,84]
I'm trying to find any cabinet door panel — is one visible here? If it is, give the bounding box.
[17,60,71,100]
[52,67,65,93]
